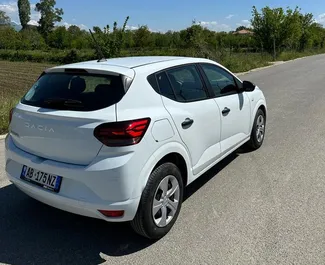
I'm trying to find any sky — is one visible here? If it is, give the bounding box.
[1,0,325,32]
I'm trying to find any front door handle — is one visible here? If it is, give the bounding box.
[222,107,231,115]
[182,118,194,128]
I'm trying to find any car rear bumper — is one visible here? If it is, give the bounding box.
[5,134,140,222]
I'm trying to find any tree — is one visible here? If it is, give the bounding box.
[48,26,70,49]
[35,0,64,38]
[19,27,47,49]
[133,25,153,48]
[251,6,304,59]
[0,11,11,26]
[92,16,129,58]
[18,0,31,30]
[298,13,314,51]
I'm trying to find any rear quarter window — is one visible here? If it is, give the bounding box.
[22,72,125,111]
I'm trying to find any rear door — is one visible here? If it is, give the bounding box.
[10,70,127,165]
[156,64,222,175]
[199,63,251,154]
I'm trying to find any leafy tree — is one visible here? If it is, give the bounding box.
[0,27,19,49]
[298,13,314,51]
[18,0,31,30]
[133,25,153,48]
[67,25,90,49]
[35,0,64,38]
[92,16,129,58]
[0,11,11,26]
[47,26,69,49]
[20,27,47,49]
[251,6,305,58]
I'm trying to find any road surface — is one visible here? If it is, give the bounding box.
[1,55,325,265]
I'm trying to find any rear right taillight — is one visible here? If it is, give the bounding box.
[94,118,151,147]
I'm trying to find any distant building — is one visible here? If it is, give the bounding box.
[233,29,254,35]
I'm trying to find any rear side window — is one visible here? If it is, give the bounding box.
[21,73,125,111]
[156,72,176,100]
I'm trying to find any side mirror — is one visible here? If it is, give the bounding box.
[242,80,256,92]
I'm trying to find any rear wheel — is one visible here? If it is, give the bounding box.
[131,162,184,239]
[246,109,266,150]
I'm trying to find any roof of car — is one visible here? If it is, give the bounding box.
[51,56,215,69]
[46,56,220,78]
[96,56,186,68]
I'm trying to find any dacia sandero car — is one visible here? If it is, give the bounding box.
[5,56,267,239]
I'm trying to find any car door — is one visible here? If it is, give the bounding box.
[156,64,222,175]
[199,63,251,154]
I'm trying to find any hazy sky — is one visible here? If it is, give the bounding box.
[1,0,325,32]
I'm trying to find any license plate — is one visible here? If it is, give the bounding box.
[20,166,62,193]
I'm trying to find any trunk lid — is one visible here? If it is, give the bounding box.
[9,68,133,165]
[10,105,115,165]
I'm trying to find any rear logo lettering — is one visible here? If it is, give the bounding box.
[25,122,55,133]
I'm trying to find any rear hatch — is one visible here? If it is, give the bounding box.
[10,67,134,165]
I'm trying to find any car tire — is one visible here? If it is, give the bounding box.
[246,109,266,150]
[131,162,184,239]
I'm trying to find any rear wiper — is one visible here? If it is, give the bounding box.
[43,98,84,108]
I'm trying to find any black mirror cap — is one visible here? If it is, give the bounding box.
[243,80,256,92]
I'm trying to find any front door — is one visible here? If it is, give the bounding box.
[199,63,251,154]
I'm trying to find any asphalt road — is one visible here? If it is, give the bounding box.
[1,54,325,265]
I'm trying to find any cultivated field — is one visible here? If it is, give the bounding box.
[0,61,54,134]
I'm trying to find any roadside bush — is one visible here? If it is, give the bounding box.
[0,49,95,64]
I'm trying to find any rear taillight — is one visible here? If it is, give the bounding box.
[98,210,124,218]
[9,108,14,124]
[94,118,151,147]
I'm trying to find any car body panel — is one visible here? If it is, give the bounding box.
[214,92,251,154]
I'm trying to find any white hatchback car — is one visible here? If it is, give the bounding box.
[5,56,267,239]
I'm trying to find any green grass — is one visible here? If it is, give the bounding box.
[278,49,325,61]
[0,60,54,134]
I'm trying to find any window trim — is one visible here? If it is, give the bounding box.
[198,63,243,98]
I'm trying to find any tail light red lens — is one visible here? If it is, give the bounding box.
[94,118,151,147]
[9,108,14,124]
[98,210,124,218]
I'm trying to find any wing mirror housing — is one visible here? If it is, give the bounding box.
[242,80,256,92]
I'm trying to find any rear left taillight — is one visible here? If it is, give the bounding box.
[94,118,151,147]
[9,108,14,124]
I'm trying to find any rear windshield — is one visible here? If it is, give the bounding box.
[21,72,125,111]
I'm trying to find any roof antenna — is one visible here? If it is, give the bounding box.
[89,29,107,62]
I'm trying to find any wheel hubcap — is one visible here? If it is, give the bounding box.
[256,115,265,143]
[152,175,180,228]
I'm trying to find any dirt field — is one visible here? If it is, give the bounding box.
[0,61,54,134]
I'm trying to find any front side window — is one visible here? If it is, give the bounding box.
[200,64,238,96]
[166,65,207,102]
[22,72,125,111]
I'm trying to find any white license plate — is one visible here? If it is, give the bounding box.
[20,166,62,193]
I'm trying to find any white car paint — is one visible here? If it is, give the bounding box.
[5,56,267,224]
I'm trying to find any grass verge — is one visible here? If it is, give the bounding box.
[0,61,54,134]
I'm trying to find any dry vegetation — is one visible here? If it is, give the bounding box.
[0,60,54,134]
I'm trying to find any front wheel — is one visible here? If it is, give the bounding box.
[131,162,184,239]
[246,109,266,150]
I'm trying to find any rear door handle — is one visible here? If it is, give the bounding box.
[222,107,231,115]
[182,118,194,128]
